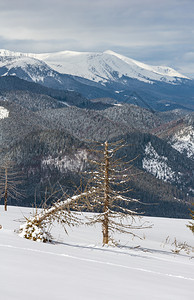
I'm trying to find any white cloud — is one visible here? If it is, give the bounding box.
[183,52,194,62]
[0,0,194,77]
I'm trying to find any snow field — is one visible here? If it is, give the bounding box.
[0,206,194,300]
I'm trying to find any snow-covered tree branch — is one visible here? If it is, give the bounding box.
[19,190,88,242]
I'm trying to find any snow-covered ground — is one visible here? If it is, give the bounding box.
[0,205,193,300]
[171,125,194,159]
[142,142,177,182]
[0,106,9,119]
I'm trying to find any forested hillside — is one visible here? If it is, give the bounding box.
[0,76,193,218]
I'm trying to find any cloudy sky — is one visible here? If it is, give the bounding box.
[0,0,194,77]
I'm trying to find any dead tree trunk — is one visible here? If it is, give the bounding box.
[85,139,149,245]
[35,193,86,224]
[0,163,23,211]
[19,191,88,242]
[103,141,110,245]
[4,167,8,211]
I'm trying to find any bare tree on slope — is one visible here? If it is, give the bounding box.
[0,162,24,211]
[83,140,149,245]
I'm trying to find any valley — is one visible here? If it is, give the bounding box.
[0,49,193,219]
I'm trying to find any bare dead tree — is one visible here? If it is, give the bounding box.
[19,140,150,244]
[84,140,150,245]
[19,184,89,242]
[187,204,194,234]
[0,162,24,211]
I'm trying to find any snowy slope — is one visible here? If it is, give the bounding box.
[0,106,9,119]
[0,49,189,85]
[0,53,62,84]
[0,206,193,300]
[142,142,177,182]
[31,49,189,84]
[170,125,194,160]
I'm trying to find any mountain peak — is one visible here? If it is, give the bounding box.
[104,50,189,80]
[0,48,190,85]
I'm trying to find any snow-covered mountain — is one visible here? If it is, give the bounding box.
[0,53,62,84]
[0,49,189,85]
[0,49,194,112]
[35,49,189,84]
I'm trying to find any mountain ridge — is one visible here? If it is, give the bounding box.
[0,49,194,112]
[0,48,189,84]
[0,88,193,217]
